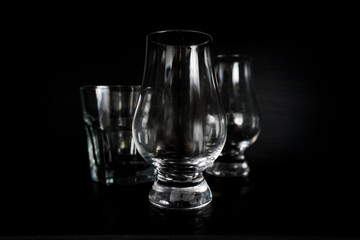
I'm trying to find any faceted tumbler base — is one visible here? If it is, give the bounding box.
[148,178,212,210]
[205,160,250,178]
[92,166,156,185]
[97,174,155,185]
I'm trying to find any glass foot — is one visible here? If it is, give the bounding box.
[148,178,212,210]
[205,160,250,177]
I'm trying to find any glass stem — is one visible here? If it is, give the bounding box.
[237,146,247,161]
[157,169,204,186]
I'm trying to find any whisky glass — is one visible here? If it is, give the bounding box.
[206,54,261,177]
[132,30,227,210]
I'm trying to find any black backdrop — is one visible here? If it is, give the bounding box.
[3,7,359,237]
[40,17,335,167]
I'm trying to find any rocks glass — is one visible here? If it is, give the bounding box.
[80,85,155,185]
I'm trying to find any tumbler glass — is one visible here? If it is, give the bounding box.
[206,54,261,177]
[80,85,155,185]
[132,30,227,210]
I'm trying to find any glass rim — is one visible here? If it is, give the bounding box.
[147,29,213,47]
[215,54,252,61]
[80,85,141,92]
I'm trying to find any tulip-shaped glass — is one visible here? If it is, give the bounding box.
[132,30,227,210]
[206,54,261,177]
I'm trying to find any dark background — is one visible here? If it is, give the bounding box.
[38,13,345,166]
[3,6,358,238]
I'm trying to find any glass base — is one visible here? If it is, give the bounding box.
[205,160,250,177]
[148,178,212,211]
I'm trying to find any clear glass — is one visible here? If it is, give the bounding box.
[206,54,261,177]
[132,30,227,210]
[80,85,155,185]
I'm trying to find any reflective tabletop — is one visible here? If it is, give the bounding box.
[2,159,358,239]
